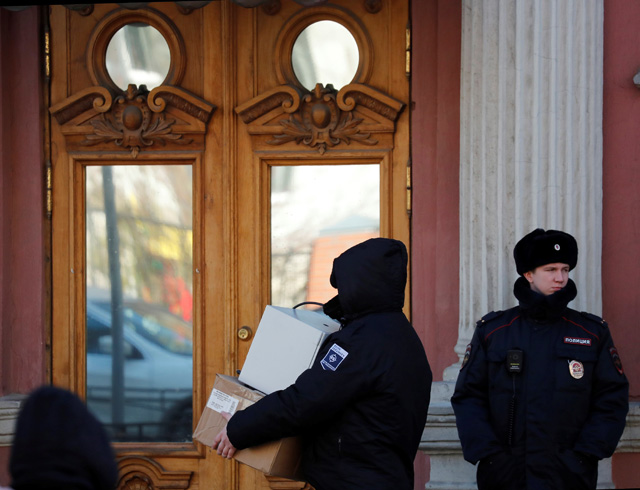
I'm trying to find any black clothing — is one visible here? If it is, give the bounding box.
[451,278,629,490]
[228,238,432,490]
[10,386,118,490]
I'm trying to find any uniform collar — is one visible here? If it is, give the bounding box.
[514,276,577,323]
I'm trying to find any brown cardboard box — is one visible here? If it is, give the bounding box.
[193,374,304,481]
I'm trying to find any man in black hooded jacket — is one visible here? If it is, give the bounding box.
[451,229,629,490]
[213,237,432,490]
[8,385,119,490]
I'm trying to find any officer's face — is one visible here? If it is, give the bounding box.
[524,262,570,296]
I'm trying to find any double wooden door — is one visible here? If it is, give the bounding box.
[48,1,409,489]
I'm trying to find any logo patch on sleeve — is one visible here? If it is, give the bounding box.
[564,337,592,346]
[321,343,349,371]
[610,347,624,375]
[461,344,472,370]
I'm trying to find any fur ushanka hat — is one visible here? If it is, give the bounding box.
[513,228,578,276]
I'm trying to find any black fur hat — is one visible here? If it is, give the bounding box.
[513,228,578,275]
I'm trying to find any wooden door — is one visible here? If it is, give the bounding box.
[48,1,409,490]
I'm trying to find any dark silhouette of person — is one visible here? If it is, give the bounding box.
[8,385,119,490]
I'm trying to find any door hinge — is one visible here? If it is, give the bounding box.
[44,28,50,80]
[406,159,412,216]
[405,26,411,78]
[46,162,52,220]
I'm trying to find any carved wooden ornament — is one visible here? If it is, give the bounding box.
[265,476,315,490]
[50,85,216,157]
[117,456,192,490]
[235,83,404,154]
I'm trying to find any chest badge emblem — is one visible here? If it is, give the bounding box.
[569,360,584,379]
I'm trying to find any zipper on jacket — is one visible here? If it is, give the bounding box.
[338,435,342,455]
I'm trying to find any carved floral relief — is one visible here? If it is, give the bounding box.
[266,84,377,153]
[116,457,192,490]
[81,85,190,158]
[236,83,404,154]
[50,85,215,157]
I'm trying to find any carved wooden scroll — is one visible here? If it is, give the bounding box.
[117,457,192,490]
[50,85,216,157]
[235,83,404,154]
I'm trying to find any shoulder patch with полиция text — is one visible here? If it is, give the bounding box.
[321,343,349,371]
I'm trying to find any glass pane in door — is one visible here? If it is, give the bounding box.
[271,164,380,308]
[85,165,193,442]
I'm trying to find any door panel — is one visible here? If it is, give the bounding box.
[49,2,409,489]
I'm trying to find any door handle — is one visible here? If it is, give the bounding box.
[237,326,253,341]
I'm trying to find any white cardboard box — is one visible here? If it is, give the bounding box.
[238,305,340,394]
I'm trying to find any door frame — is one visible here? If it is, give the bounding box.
[47,2,410,489]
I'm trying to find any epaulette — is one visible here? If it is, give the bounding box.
[476,310,504,328]
[580,311,609,329]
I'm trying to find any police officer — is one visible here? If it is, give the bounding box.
[451,228,629,490]
[213,238,432,490]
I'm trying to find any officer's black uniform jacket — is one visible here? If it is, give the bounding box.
[451,277,629,490]
[227,238,432,490]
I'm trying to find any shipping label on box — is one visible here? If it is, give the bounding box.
[206,388,240,414]
[238,305,340,394]
[193,374,304,481]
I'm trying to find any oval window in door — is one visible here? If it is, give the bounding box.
[106,23,171,91]
[291,20,360,91]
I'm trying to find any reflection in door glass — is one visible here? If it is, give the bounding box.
[292,20,359,91]
[106,23,171,90]
[85,165,193,443]
[271,165,380,308]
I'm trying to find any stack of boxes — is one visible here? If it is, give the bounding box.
[193,305,340,479]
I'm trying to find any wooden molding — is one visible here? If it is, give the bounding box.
[117,456,193,490]
[50,84,216,157]
[264,476,314,490]
[235,83,404,154]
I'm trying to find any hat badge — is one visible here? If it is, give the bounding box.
[554,244,560,251]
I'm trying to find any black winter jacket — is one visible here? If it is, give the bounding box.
[451,277,629,490]
[227,238,432,490]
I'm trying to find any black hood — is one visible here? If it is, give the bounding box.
[10,386,119,490]
[323,238,407,321]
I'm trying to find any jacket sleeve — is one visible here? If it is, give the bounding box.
[227,334,370,449]
[573,325,629,459]
[450,327,504,464]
